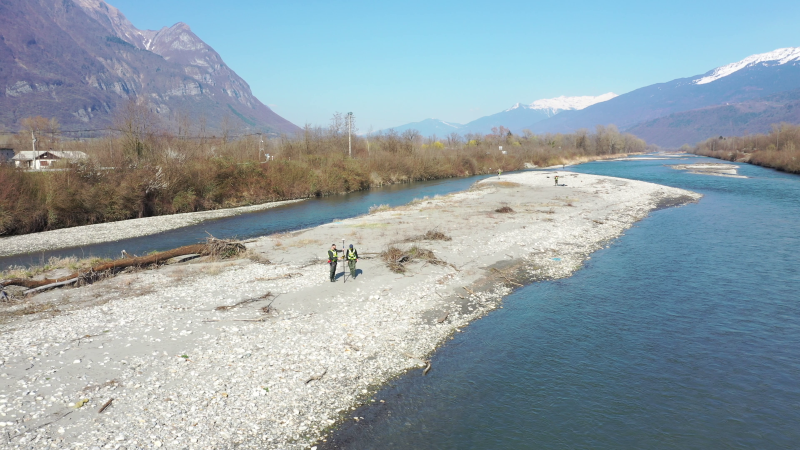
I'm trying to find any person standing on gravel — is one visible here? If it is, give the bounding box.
[554,175,559,186]
[328,244,339,282]
[346,244,359,279]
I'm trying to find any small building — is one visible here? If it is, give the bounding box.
[0,148,14,164]
[12,151,88,169]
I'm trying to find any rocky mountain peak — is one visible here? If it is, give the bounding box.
[0,0,298,134]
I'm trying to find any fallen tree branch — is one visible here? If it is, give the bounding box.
[305,368,327,384]
[2,244,205,289]
[2,236,246,290]
[98,398,114,413]
[22,278,79,296]
[215,292,272,311]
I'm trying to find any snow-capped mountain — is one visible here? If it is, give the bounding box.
[374,118,464,137]
[693,47,800,85]
[507,93,618,117]
[379,93,617,136]
[526,46,800,146]
[379,46,800,147]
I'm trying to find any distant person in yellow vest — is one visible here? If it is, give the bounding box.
[498,169,502,178]
[554,175,559,186]
[346,244,359,279]
[327,244,339,282]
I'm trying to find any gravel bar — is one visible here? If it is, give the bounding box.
[0,171,700,449]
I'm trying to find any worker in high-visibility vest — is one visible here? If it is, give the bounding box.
[345,244,359,279]
[327,244,339,282]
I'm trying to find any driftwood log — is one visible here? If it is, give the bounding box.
[2,238,244,290]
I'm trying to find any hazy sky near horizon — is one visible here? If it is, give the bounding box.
[109,0,800,131]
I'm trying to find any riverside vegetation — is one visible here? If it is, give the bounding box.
[690,123,800,174]
[0,109,647,236]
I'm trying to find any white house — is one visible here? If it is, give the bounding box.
[12,151,87,169]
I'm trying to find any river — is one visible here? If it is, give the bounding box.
[0,174,495,269]
[320,156,800,449]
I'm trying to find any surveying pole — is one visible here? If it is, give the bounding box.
[347,112,353,158]
[342,238,346,283]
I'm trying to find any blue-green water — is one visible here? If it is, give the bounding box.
[322,157,800,449]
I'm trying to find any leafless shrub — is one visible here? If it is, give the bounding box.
[404,229,452,242]
[495,206,514,213]
[380,245,447,273]
[369,204,391,214]
[203,236,246,259]
[422,230,451,241]
[381,246,407,273]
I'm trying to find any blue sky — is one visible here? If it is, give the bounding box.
[109,0,800,131]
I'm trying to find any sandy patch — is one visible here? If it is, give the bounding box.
[0,171,700,449]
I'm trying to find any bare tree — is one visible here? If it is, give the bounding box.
[402,129,420,153]
[19,116,60,149]
[220,113,231,145]
[115,97,161,160]
[446,132,461,148]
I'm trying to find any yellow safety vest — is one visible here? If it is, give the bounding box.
[346,249,357,260]
[328,249,338,261]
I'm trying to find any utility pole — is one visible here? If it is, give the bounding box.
[258,133,264,161]
[31,130,37,153]
[347,112,353,158]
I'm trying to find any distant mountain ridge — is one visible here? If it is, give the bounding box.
[526,47,800,146]
[513,92,618,116]
[378,93,616,137]
[692,47,800,85]
[380,47,800,147]
[0,0,298,134]
[626,89,800,147]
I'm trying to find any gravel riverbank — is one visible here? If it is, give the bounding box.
[0,171,700,449]
[0,199,305,258]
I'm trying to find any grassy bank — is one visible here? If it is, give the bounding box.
[690,123,800,174]
[0,122,647,236]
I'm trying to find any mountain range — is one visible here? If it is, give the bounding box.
[378,93,617,137]
[0,0,299,134]
[384,47,800,147]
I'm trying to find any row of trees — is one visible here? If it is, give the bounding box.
[691,123,800,173]
[0,101,647,236]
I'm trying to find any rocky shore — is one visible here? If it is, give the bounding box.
[0,171,700,449]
